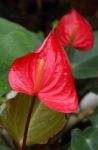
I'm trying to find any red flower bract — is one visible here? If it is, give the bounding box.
[56,8,94,50]
[9,31,78,113]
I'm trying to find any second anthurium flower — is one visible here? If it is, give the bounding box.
[9,31,78,113]
[56,8,94,50]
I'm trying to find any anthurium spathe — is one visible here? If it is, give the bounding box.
[8,31,78,113]
[56,8,94,50]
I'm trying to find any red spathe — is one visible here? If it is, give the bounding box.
[56,8,94,50]
[9,31,78,113]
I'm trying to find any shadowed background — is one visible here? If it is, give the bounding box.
[0,0,98,33]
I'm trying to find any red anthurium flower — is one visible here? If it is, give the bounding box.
[8,31,78,113]
[56,8,94,50]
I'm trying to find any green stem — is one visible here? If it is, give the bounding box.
[21,96,36,150]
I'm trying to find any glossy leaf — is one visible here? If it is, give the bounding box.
[0,30,41,96]
[71,127,98,150]
[69,31,98,78]
[0,94,65,146]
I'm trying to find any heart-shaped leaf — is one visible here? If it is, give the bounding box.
[71,127,98,150]
[0,94,65,146]
[0,30,41,96]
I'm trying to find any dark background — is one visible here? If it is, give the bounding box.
[0,0,98,33]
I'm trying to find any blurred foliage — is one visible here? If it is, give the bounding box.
[71,108,98,150]
[0,18,42,96]
[89,108,98,126]
[66,31,98,79]
[0,145,12,150]
[71,127,98,150]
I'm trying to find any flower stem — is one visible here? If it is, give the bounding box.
[21,96,36,150]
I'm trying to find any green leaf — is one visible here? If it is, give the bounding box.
[70,31,98,79]
[0,18,42,46]
[0,18,42,96]
[0,18,30,35]
[89,108,98,126]
[0,97,6,104]
[0,30,41,96]
[0,145,12,150]
[36,31,44,41]
[71,127,98,150]
[0,94,65,146]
